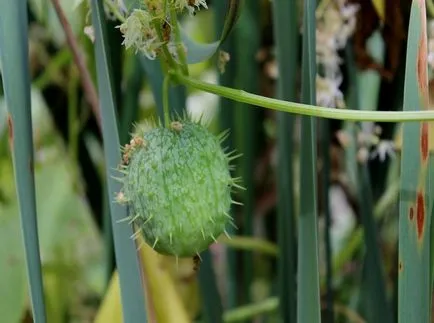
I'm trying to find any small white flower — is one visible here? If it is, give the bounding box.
[370,140,396,162]
[174,0,208,15]
[83,26,95,43]
[316,75,345,108]
[315,1,359,109]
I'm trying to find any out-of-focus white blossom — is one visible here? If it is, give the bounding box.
[83,25,95,43]
[316,1,359,108]
[316,75,345,108]
[370,140,396,162]
[187,71,219,126]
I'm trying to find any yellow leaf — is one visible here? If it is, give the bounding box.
[93,272,123,323]
[139,243,191,323]
[93,238,192,323]
[371,0,385,22]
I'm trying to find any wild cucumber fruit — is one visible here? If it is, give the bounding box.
[115,119,243,258]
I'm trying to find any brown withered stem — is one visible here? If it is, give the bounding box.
[51,0,102,131]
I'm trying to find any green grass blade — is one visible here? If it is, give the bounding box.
[319,118,333,321]
[0,1,47,321]
[198,250,224,323]
[271,0,298,321]
[344,30,393,323]
[398,1,432,322]
[298,0,320,322]
[90,1,148,321]
[358,165,393,322]
[234,0,260,305]
[214,1,238,309]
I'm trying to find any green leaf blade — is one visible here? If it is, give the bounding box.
[271,0,299,321]
[214,0,238,310]
[0,0,47,321]
[233,0,260,306]
[399,1,432,322]
[298,0,321,322]
[90,1,148,322]
[182,0,243,64]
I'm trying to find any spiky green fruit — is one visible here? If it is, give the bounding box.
[117,119,240,257]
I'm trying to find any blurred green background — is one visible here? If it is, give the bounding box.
[1,0,432,322]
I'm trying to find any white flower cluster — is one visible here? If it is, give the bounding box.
[316,0,359,108]
[114,0,207,59]
[118,9,162,59]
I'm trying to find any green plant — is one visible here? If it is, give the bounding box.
[1,0,434,322]
[116,118,240,258]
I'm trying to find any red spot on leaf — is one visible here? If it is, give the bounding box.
[7,114,13,148]
[409,207,414,220]
[421,122,429,162]
[417,7,429,108]
[416,192,425,239]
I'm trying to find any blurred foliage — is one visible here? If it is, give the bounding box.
[1,0,433,322]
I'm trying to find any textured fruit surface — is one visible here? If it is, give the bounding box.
[119,120,235,257]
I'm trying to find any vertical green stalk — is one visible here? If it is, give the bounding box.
[358,164,393,323]
[271,0,298,321]
[0,1,47,321]
[214,1,238,309]
[234,0,260,306]
[319,116,333,322]
[298,0,321,322]
[198,250,224,323]
[398,1,432,322]
[90,0,148,322]
[140,57,186,120]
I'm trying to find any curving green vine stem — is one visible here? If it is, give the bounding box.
[170,70,434,122]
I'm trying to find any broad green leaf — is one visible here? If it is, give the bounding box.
[181,0,243,64]
[90,1,148,321]
[0,1,47,321]
[399,1,432,322]
[0,204,26,323]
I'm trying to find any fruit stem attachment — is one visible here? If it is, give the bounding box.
[169,7,189,75]
[169,70,434,122]
[163,74,170,127]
